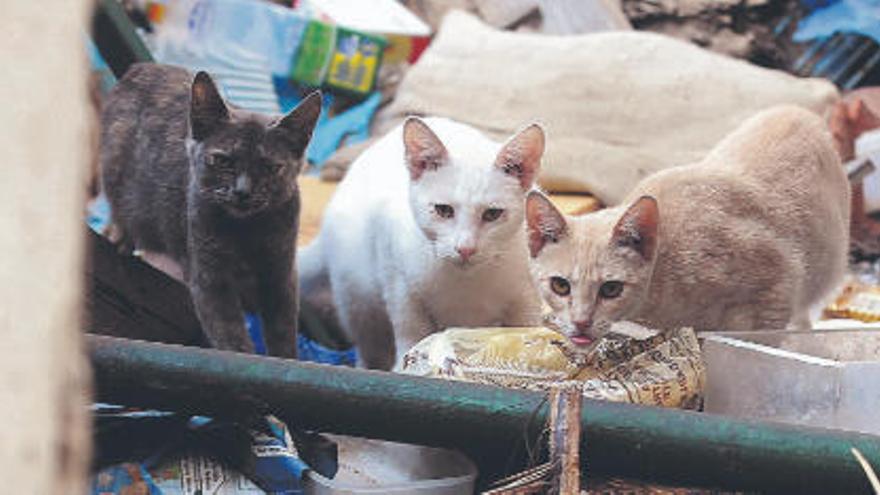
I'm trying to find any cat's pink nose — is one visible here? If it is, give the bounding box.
[573,319,592,333]
[456,246,477,261]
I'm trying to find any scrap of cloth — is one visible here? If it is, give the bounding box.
[370,11,839,205]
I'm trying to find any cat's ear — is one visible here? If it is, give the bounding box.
[612,196,659,260]
[847,98,880,132]
[273,90,322,154]
[847,98,866,123]
[526,191,567,258]
[403,117,448,180]
[190,72,229,141]
[496,124,545,190]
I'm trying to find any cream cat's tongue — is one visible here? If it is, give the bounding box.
[569,335,595,346]
[569,321,658,347]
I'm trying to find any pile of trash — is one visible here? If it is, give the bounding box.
[87,0,880,493]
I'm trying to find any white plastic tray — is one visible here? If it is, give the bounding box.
[304,435,477,495]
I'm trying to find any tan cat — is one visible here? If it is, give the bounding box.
[526,106,850,346]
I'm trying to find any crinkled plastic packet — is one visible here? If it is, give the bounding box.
[399,325,705,410]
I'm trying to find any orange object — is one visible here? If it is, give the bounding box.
[146,2,166,24]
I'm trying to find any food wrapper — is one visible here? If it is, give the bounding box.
[399,326,706,410]
[823,282,880,322]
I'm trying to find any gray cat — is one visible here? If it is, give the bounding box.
[100,63,321,358]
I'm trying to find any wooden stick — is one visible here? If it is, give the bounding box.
[550,382,582,494]
[852,448,880,494]
[482,463,552,494]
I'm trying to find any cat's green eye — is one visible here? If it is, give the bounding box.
[599,281,623,299]
[434,204,454,219]
[482,208,504,222]
[550,276,570,296]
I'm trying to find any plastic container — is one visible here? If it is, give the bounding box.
[703,328,880,435]
[151,0,309,78]
[303,435,477,494]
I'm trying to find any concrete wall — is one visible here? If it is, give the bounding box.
[0,2,91,492]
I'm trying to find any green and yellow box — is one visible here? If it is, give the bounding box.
[290,21,386,97]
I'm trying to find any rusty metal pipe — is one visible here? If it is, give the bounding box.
[87,335,880,493]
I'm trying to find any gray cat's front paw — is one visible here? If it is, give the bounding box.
[207,323,256,354]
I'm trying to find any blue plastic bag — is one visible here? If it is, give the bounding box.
[795,0,880,45]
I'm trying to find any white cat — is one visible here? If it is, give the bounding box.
[300,117,545,369]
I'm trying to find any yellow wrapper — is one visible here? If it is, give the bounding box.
[824,283,880,322]
[399,326,706,410]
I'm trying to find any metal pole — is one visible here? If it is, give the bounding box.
[91,0,154,78]
[87,335,880,493]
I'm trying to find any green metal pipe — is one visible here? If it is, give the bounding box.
[87,335,880,493]
[92,0,153,78]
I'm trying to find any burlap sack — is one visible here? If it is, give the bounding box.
[371,10,839,205]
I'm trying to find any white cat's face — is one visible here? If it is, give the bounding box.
[525,193,659,346]
[403,118,544,267]
[410,166,526,266]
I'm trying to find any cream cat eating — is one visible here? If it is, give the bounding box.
[301,117,545,369]
[526,106,850,345]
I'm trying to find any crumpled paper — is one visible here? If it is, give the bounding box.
[399,325,705,410]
